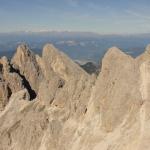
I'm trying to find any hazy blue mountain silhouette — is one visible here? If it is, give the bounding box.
[0,32,149,63]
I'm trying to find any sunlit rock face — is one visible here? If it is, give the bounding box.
[11,44,44,98]
[0,44,150,150]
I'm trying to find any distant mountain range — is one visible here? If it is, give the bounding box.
[0,31,150,63]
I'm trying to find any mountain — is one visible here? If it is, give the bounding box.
[79,61,99,75]
[1,31,150,62]
[0,43,150,150]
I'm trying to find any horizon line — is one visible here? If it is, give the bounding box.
[0,30,150,36]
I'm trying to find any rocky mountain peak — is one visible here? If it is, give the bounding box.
[0,44,150,150]
[12,44,36,68]
[104,46,133,61]
[136,44,150,64]
[145,44,150,54]
[42,44,89,81]
[43,43,59,57]
[11,44,43,97]
[17,43,30,52]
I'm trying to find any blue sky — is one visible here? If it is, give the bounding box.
[0,0,150,34]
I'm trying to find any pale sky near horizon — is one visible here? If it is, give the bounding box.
[0,0,150,34]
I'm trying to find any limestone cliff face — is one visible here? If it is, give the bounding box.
[0,44,150,150]
[93,47,142,132]
[11,44,43,97]
[0,56,24,110]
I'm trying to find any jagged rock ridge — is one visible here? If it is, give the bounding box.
[0,44,150,150]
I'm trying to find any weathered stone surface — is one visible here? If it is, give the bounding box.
[0,89,48,150]
[38,44,95,120]
[11,44,43,97]
[68,46,150,150]
[1,44,150,150]
[136,45,150,65]
[0,56,24,110]
[42,44,88,80]
[93,47,142,132]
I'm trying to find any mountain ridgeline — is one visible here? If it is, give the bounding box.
[0,44,150,150]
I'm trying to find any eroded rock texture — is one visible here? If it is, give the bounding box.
[0,44,150,150]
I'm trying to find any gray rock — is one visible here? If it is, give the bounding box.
[11,44,44,98]
[1,44,150,150]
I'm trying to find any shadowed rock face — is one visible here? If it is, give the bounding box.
[80,62,99,75]
[0,44,150,150]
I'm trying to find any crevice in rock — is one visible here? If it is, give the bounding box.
[84,108,87,114]
[0,63,3,72]
[7,85,12,100]
[58,79,65,88]
[7,132,12,146]
[9,65,37,100]
[0,64,4,81]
